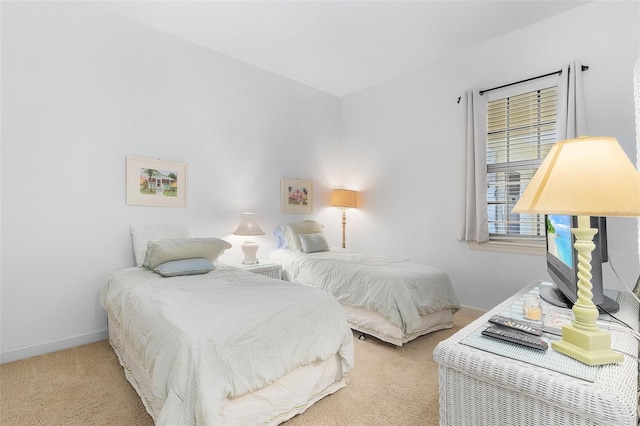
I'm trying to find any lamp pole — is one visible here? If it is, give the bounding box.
[341,207,347,248]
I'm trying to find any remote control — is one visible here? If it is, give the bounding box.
[481,326,548,351]
[488,315,543,336]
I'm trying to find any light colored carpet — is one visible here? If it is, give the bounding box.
[0,310,479,425]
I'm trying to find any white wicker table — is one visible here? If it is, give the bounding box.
[434,280,639,426]
[225,260,283,280]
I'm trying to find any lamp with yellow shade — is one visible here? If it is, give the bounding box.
[512,136,640,366]
[330,189,357,248]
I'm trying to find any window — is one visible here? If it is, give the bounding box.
[485,83,558,247]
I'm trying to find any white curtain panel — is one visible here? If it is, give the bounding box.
[456,89,489,242]
[458,61,586,243]
[634,57,640,264]
[556,60,587,140]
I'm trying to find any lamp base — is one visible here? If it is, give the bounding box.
[340,208,347,249]
[552,324,623,366]
[241,240,259,265]
[550,218,623,366]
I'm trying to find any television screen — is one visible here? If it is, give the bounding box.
[547,215,573,269]
[543,214,618,313]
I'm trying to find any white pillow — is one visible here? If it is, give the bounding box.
[143,238,232,269]
[131,226,189,267]
[299,233,330,253]
[283,220,324,251]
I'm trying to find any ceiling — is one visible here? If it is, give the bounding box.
[101,1,590,97]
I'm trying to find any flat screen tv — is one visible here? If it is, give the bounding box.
[542,214,618,313]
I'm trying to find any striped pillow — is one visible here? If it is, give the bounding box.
[283,220,324,251]
[131,226,189,267]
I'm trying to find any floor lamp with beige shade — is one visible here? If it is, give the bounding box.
[330,189,357,248]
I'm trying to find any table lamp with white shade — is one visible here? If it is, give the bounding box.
[232,213,265,264]
[512,136,640,366]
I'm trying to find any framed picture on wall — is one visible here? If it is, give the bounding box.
[281,178,313,213]
[126,156,188,207]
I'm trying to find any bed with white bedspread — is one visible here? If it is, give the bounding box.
[270,244,460,346]
[101,229,354,426]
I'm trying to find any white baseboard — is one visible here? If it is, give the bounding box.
[459,305,486,318]
[0,328,108,364]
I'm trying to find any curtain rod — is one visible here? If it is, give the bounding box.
[478,64,589,96]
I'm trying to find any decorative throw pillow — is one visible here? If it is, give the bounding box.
[143,237,232,269]
[273,226,289,249]
[153,258,216,277]
[131,226,189,267]
[283,220,324,251]
[299,233,330,253]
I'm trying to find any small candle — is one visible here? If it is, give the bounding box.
[523,294,542,321]
[525,306,542,321]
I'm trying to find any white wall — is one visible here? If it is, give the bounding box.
[2,1,639,363]
[339,1,640,311]
[0,2,343,362]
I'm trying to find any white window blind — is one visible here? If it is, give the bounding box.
[486,85,557,240]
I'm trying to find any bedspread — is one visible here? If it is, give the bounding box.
[99,265,354,425]
[270,248,460,335]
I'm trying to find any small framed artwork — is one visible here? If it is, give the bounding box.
[281,178,313,214]
[126,156,188,207]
